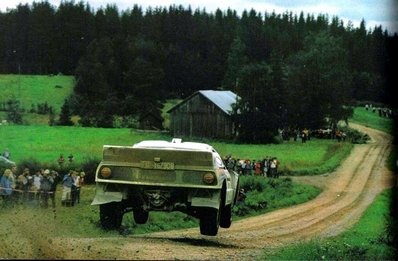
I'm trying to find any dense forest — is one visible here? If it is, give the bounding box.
[1,1,397,141]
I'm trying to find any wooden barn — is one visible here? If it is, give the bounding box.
[167,90,239,139]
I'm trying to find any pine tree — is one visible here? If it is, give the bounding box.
[58,99,73,126]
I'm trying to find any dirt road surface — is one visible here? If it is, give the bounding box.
[1,124,396,260]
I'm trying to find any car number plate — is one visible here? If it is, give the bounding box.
[141,161,175,170]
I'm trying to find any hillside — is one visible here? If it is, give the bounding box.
[0,74,75,114]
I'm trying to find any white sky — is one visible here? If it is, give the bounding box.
[1,0,397,33]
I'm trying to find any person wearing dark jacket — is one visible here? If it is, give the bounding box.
[40,169,54,208]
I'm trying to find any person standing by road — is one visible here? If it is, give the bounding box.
[61,170,75,206]
[49,170,60,208]
[58,154,65,168]
[40,169,54,208]
[0,169,14,206]
[2,148,10,159]
[17,168,30,201]
[74,171,85,204]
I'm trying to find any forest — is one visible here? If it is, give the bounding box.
[0,1,397,142]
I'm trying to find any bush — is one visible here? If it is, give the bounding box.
[340,126,370,144]
[233,176,319,217]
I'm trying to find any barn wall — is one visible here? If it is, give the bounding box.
[170,94,234,139]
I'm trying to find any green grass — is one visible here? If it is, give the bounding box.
[262,189,396,260]
[212,139,353,175]
[350,107,393,134]
[0,74,74,114]
[0,125,353,176]
[0,125,171,166]
[233,176,321,218]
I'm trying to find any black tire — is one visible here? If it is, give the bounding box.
[199,207,220,236]
[99,202,123,230]
[220,204,232,228]
[219,182,232,228]
[133,209,149,224]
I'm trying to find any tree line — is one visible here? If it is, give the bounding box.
[0,1,396,142]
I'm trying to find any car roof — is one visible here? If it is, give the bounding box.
[133,139,215,152]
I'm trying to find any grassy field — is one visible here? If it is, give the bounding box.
[0,74,74,114]
[0,124,353,177]
[350,106,393,134]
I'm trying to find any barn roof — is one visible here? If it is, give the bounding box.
[167,90,240,115]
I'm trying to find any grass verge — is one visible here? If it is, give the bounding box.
[261,188,397,260]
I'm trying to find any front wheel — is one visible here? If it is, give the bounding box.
[99,202,123,230]
[219,204,232,228]
[199,207,220,236]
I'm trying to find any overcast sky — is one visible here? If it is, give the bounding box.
[1,0,397,33]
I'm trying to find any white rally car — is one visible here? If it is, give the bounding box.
[92,138,240,236]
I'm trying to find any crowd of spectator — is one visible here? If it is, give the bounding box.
[365,103,394,118]
[224,155,280,178]
[0,163,85,208]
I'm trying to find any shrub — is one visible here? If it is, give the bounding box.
[340,126,370,144]
[233,176,317,217]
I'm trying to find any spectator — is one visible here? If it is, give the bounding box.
[236,188,246,204]
[17,168,30,201]
[254,160,262,175]
[74,172,84,204]
[31,169,43,202]
[32,170,42,191]
[269,157,278,178]
[274,157,280,178]
[49,170,60,208]
[262,157,269,177]
[9,164,17,201]
[244,160,252,175]
[26,169,34,201]
[40,169,54,208]
[0,169,13,206]
[68,154,74,163]
[61,170,75,206]
[2,148,10,159]
[58,154,65,167]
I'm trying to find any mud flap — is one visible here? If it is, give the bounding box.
[91,183,123,205]
[191,190,221,209]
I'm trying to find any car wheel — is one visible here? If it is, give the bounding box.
[99,202,123,230]
[220,204,232,228]
[133,209,149,224]
[219,183,232,228]
[199,207,220,236]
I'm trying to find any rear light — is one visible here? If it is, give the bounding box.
[100,167,112,178]
[203,172,215,184]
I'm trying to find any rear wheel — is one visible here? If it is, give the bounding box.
[133,209,149,224]
[99,202,123,230]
